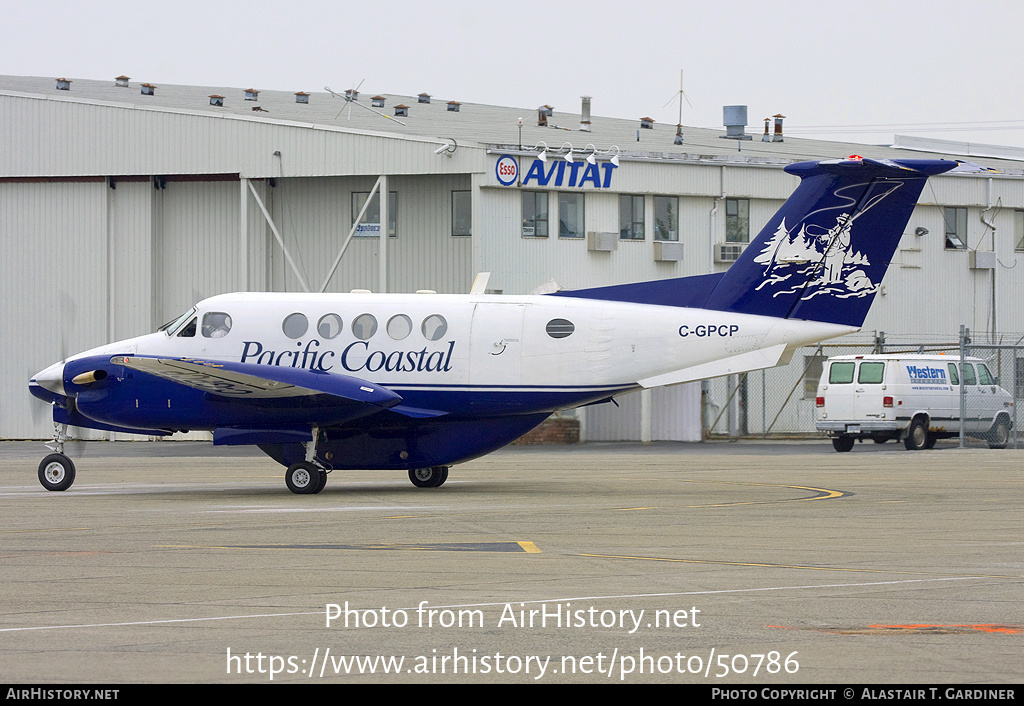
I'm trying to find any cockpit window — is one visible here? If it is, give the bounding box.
[160,307,197,336]
[177,317,197,338]
[202,312,232,338]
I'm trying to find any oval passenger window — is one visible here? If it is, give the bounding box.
[546,318,575,339]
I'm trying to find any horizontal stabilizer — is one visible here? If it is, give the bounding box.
[637,344,788,388]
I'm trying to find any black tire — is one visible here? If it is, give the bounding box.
[871,436,888,444]
[904,418,929,451]
[285,461,321,494]
[409,466,448,488]
[832,436,854,452]
[38,453,76,491]
[314,468,329,493]
[988,417,1010,449]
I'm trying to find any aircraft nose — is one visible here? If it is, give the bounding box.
[30,361,66,398]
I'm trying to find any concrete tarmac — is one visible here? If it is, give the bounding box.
[0,439,1021,684]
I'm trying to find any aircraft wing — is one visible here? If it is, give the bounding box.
[111,355,403,407]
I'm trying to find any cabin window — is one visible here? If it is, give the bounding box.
[421,314,448,341]
[352,314,378,340]
[545,319,574,339]
[558,193,584,238]
[828,361,855,384]
[387,314,413,340]
[201,312,232,338]
[283,313,308,339]
[522,191,548,237]
[857,362,885,384]
[944,207,967,249]
[317,313,343,339]
[726,198,750,243]
[619,195,644,240]
[654,196,678,241]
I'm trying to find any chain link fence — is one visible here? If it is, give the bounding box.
[704,328,1023,448]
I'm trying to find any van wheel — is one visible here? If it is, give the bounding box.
[988,418,1010,449]
[904,418,929,451]
[832,435,854,452]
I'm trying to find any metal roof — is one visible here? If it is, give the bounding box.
[2,74,1023,172]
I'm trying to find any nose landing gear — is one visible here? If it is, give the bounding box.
[37,422,75,491]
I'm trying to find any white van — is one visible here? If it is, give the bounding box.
[815,354,1013,451]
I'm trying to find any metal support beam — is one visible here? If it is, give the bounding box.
[245,179,310,293]
[319,175,384,293]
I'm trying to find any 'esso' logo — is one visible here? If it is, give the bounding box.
[496,155,518,186]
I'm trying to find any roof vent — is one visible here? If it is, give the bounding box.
[538,104,553,126]
[344,88,359,100]
[640,117,654,129]
[55,78,71,91]
[114,75,130,88]
[295,91,309,104]
[209,94,224,107]
[722,105,751,140]
[371,95,385,108]
[447,101,461,112]
[674,124,684,145]
[244,88,259,101]
[580,96,592,132]
[773,114,785,142]
[140,83,156,96]
[418,93,431,104]
[394,104,409,117]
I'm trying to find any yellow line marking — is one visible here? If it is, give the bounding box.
[517,541,541,553]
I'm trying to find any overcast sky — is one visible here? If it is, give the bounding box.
[4,0,1023,149]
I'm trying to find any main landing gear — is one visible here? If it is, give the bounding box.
[408,466,449,488]
[286,425,329,494]
[37,423,75,491]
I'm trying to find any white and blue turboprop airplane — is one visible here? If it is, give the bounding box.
[29,156,955,493]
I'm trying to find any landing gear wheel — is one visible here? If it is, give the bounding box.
[38,453,76,491]
[409,466,449,488]
[285,461,324,494]
[988,418,1010,449]
[314,467,329,493]
[832,435,855,452]
[904,418,929,451]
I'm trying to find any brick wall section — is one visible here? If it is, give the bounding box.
[513,417,580,445]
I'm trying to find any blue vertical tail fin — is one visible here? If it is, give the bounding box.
[702,157,956,326]
[550,156,955,327]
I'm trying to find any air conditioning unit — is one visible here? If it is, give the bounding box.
[587,231,618,252]
[714,242,746,263]
[653,241,683,262]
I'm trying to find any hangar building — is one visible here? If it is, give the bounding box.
[3,75,1024,442]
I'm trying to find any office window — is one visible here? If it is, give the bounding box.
[1015,211,1024,251]
[559,193,584,238]
[352,191,397,237]
[522,192,548,237]
[726,198,749,242]
[654,196,678,241]
[619,195,645,240]
[944,206,967,249]
[452,190,471,237]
